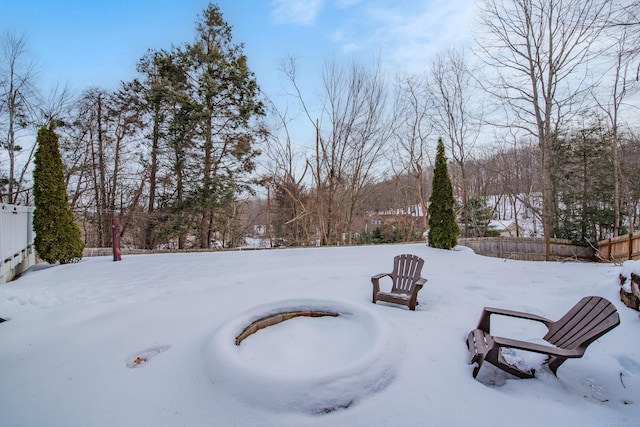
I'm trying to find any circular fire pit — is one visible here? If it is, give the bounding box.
[206,299,403,414]
[234,309,340,345]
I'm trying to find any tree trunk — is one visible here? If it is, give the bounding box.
[541,141,555,260]
[144,106,161,249]
[200,111,213,249]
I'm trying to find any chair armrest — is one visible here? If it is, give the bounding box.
[492,336,583,358]
[371,273,391,295]
[477,306,553,333]
[409,278,427,297]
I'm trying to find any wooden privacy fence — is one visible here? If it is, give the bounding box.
[82,246,266,257]
[597,232,640,262]
[459,237,594,262]
[82,232,640,263]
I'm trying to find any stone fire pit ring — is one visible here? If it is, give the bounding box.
[205,299,403,414]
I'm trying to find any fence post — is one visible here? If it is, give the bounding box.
[629,233,633,261]
[112,217,122,262]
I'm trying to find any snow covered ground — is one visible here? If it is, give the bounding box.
[0,243,638,426]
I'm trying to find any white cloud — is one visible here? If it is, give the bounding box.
[329,0,476,73]
[270,0,325,26]
[334,0,364,8]
[341,42,362,54]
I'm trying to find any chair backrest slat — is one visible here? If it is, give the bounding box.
[544,296,620,350]
[391,254,424,294]
[398,256,411,291]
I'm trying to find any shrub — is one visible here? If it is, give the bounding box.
[33,123,84,264]
[428,138,460,249]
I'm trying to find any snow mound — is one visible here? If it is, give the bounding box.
[204,299,403,414]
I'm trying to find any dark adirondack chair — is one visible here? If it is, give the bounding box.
[371,254,427,311]
[466,296,620,379]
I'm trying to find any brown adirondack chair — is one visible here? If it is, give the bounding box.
[371,254,427,311]
[466,296,620,379]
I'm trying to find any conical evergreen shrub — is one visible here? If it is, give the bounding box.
[428,138,460,249]
[33,123,84,264]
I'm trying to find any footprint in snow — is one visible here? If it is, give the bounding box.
[126,345,170,368]
[617,355,640,375]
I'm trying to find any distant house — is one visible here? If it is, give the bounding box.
[488,220,525,237]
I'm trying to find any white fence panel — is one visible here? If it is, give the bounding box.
[1,203,35,283]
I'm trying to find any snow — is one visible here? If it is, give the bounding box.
[0,243,638,426]
[620,260,640,293]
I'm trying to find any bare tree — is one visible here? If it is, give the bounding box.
[427,46,483,236]
[320,58,390,245]
[283,56,390,245]
[0,31,37,203]
[477,0,611,258]
[609,0,640,61]
[279,56,326,245]
[261,96,313,246]
[39,83,73,124]
[595,7,640,236]
[620,129,640,232]
[391,73,433,231]
[67,89,142,247]
[488,132,543,237]
[596,28,638,235]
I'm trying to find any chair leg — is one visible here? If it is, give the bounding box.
[371,278,380,304]
[467,330,486,378]
[547,357,566,377]
[486,347,535,379]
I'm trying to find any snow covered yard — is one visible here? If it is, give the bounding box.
[0,243,638,426]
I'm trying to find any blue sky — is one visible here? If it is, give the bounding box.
[1,0,475,100]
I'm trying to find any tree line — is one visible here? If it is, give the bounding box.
[1,1,639,251]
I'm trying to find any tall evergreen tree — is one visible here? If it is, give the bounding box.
[553,125,618,243]
[123,49,193,249]
[33,123,84,264]
[183,4,264,248]
[428,138,459,249]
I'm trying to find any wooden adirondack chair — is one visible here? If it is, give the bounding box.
[371,254,427,311]
[466,296,620,379]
